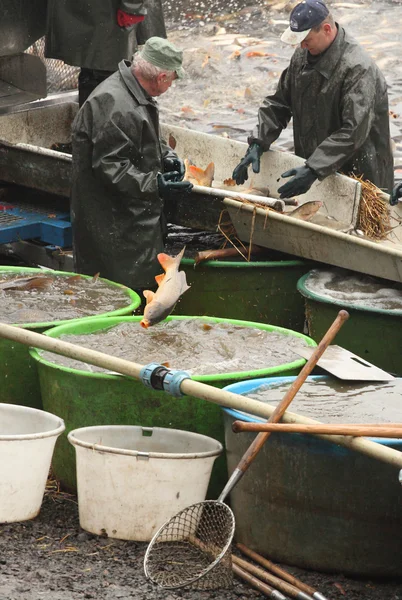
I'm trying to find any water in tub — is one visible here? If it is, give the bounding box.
[0,272,133,324]
[38,318,310,376]
[245,378,402,424]
[304,268,402,311]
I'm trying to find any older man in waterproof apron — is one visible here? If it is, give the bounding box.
[70,38,192,292]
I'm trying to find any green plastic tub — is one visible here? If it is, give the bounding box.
[30,315,316,496]
[297,271,402,376]
[0,267,140,409]
[173,257,312,332]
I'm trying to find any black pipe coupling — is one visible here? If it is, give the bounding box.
[140,362,191,397]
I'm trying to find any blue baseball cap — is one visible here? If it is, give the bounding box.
[281,0,329,45]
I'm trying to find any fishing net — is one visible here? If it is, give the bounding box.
[144,500,235,590]
[25,37,79,94]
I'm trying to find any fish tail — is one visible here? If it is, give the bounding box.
[157,246,186,271]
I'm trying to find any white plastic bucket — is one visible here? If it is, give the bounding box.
[0,403,65,523]
[68,425,223,541]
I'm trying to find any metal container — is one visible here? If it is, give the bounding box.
[0,267,140,409]
[174,257,312,332]
[29,315,316,496]
[297,270,402,376]
[222,375,402,577]
[0,1,47,109]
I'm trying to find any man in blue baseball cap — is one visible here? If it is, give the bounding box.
[232,0,393,199]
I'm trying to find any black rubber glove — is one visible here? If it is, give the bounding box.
[390,182,402,206]
[277,165,317,199]
[157,171,193,199]
[163,156,185,181]
[232,143,263,185]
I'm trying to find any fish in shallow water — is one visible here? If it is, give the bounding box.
[184,159,215,186]
[0,276,53,292]
[287,200,322,221]
[140,247,190,329]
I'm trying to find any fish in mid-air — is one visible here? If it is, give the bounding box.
[184,159,215,187]
[287,200,322,221]
[140,247,190,329]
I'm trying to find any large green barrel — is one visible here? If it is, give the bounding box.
[174,257,312,332]
[222,375,402,576]
[297,270,402,376]
[30,315,316,496]
[0,267,140,409]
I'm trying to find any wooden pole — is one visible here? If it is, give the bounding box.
[0,322,402,468]
[232,422,402,438]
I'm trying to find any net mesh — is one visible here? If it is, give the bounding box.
[25,37,79,94]
[144,500,235,590]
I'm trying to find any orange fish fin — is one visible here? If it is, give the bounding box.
[204,162,215,183]
[188,165,203,175]
[143,290,155,305]
[158,246,186,270]
[157,253,175,270]
[178,270,190,293]
[155,273,165,286]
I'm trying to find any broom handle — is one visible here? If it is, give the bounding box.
[217,310,349,502]
[1,321,402,469]
[232,422,402,438]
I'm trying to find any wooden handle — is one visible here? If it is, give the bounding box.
[236,310,349,474]
[236,543,317,598]
[1,318,402,470]
[189,535,286,599]
[233,563,284,599]
[192,184,286,212]
[233,422,402,437]
[194,245,265,265]
[232,555,305,599]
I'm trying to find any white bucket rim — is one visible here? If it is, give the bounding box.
[68,425,223,460]
[0,403,65,441]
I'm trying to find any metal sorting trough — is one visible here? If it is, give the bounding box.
[1,98,401,283]
[0,101,359,228]
[0,0,47,109]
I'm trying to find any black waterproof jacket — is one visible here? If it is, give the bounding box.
[45,0,166,71]
[250,26,394,193]
[71,60,177,289]
[136,0,166,46]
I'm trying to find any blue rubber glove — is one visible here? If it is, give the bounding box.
[390,182,402,206]
[163,156,185,181]
[278,165,317,199]
[157,171,193,199]
[232,143,263,185]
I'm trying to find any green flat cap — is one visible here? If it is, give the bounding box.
[140,36,185,79]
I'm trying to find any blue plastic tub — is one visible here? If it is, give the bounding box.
[222,375,402,576]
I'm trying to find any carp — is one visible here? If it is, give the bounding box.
[140,247,190,329]
[184,159,215,186]
[287,200,322,221]
[0,276,53,292]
